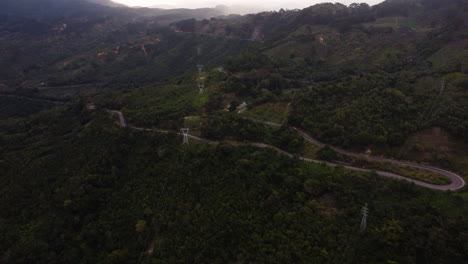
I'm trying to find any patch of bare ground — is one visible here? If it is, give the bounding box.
[245,102,291,123]
[398,127,468,177]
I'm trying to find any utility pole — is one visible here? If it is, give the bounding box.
[360,203,369,232]
[181,128,190,144]
[197,46,202,55]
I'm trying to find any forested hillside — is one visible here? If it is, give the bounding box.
[0,0,236,90]
[1,105,467,264]
[175,0,468,164]
[1,0,467,263]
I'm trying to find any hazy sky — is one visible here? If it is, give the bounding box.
[112,0,385,9]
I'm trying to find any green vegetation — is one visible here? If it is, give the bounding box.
[290,73,415,149]
[0,8,246,90]
[317,145,338,161]
[1,107,467,264]
[0,96,57,119]
[1,0,468,263]
[242,101,291,124]
[204,0,468,156]
[122,82,199,128]
[202,112,305,153]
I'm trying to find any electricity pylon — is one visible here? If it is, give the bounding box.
[197,65,203,74]
[198,83,204,95]
[360,203,369,232]
[181,128,190,144]
[439,80,446,95]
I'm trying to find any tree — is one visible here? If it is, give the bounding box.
[317,145,338,161]
[135,220,146,233]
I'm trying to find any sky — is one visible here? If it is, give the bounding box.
[111,0,386,10]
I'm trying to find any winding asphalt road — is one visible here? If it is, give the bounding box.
[253,118,466,191]
[6,93,464,190]
[107,110,465,191]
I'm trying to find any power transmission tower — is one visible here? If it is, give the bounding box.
[181,128,190,144]
[198,83,204,95]
[439,80,446,95]
[197,65,203,74]
[360,203,369,232]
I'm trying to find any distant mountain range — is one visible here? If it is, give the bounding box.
[85,0,125,7]
[0,0,228,24]
[88,0,298,15]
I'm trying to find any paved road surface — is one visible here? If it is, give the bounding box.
[106,110,127,127]
[11,95,463,190]
[109,110,465,191]
[252,119,465,191]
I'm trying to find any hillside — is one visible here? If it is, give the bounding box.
[1,104,467,264]
[0,0,232,90]
[1,0,467,263]
[144,0,468,164]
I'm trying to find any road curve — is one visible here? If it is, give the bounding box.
[251,119,465,191]
[106,110,127,127]
[108,110,465,191]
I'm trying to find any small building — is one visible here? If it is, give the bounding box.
[86,104,96,110]
[237,102,248,113]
